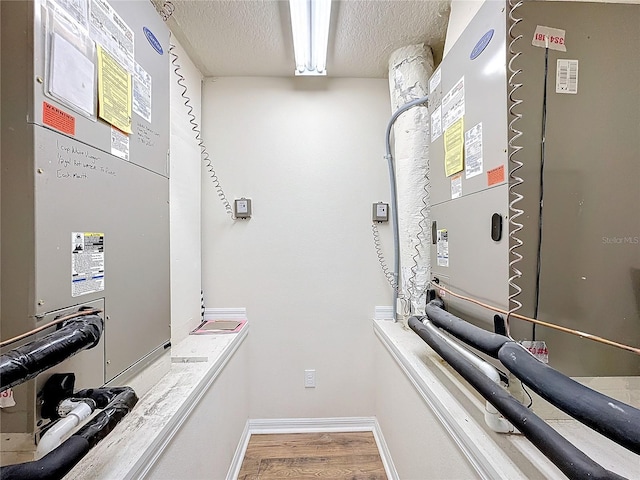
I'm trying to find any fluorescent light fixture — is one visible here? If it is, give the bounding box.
[289,0,332,76]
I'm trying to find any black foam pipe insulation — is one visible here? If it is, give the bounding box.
[0,387,138,480]
[424,300,640,455]
[0,314,104,392]
[74,387,138,448]
[0,436,90,480]
[498,342,640,455]
[425,299,509,357]
[74,386,133,409]
[408,316,626,480]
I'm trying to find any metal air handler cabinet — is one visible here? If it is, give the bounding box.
[428,1,639,376]
[1,0,170,435]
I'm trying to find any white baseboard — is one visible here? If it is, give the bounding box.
[204,307,247,320]
[375,305,394,321]
[226,417,398,480]
[226,420,251,480]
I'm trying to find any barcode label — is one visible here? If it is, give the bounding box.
[556,59,579,94]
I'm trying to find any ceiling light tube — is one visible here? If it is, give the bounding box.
[289,0,332,76]
[289,0,311,74]
[311,0,331,74]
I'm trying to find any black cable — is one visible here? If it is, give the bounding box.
[533,46,549,340]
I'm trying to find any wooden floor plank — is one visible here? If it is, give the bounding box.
[238,432,387,480]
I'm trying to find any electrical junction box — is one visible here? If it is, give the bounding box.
[1,0,170,434]
[372,202,389,222]
[428,1,639,376]
[234,198,252,218]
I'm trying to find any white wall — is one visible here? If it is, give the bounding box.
[373,337,476,479]
[146,339,249,480]
[444,0,487,56]
[201,77,394,419]
[169,39,202,344]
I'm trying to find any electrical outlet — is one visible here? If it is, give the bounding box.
[304,369,316,388]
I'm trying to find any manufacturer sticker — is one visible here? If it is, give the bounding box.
[72,232,105,297]
[143,27,163,55]
[556,59,579,94]
[470,29,494,60]
[437,229,449,267]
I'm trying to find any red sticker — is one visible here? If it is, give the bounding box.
[43,102,75,135]
[487,165,505,186]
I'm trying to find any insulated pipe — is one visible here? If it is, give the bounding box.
[384,96,429,320]
[498,342,640,455]
[0,436,90,480]
[426,299,509,356]
[0,387,138,480]
[425,300,640,455]
[421,320,514,433]
[74,387,138,448]
[36,401,94,459]
[408,316,626,480]
[0,315,104,392]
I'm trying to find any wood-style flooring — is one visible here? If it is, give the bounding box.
[237,432,388,479]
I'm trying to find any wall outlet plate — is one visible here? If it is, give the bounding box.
[304,369,316,388]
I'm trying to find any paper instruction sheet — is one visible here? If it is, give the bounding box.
[97,46,132,133]
[444,117,464,177]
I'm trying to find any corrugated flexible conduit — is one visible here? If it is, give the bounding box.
[384,95,429,320]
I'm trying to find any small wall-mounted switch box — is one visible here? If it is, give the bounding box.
[372,202,389,222]
[234,198,252,219]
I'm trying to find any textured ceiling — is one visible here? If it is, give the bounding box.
[159,0,451,78]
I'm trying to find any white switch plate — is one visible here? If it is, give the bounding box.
[304,369,316,388]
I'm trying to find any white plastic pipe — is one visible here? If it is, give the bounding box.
[36,401,93,459]
[422,320,515,433]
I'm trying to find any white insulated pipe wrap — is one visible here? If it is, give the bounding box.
[388,44,434,318]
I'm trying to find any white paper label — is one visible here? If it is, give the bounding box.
[48,0,90,30]
[442,77,465,131]
[464,122,483,179]
[0,388,16,408]
[437,229,449,267]
[429,68,441,94]
[111,126,129,161]
[532,25,567,52]
[72,232,105,297]
[133,62,152,123]
[431,105,442,142]
[451,174,462,199]
[89,0,134,72]
[556,59,579,94]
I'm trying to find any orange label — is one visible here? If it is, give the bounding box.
[487,165,505,186]
[43,102,75,135]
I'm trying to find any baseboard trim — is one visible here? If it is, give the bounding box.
[226,417,398,480]
[204,307,247,320]
[226,420,251,480]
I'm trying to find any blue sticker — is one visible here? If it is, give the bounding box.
[470,29,494,60]
[143,27,163,55]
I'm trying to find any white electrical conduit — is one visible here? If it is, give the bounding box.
[421,319,515,433]
[36,402,94,459]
